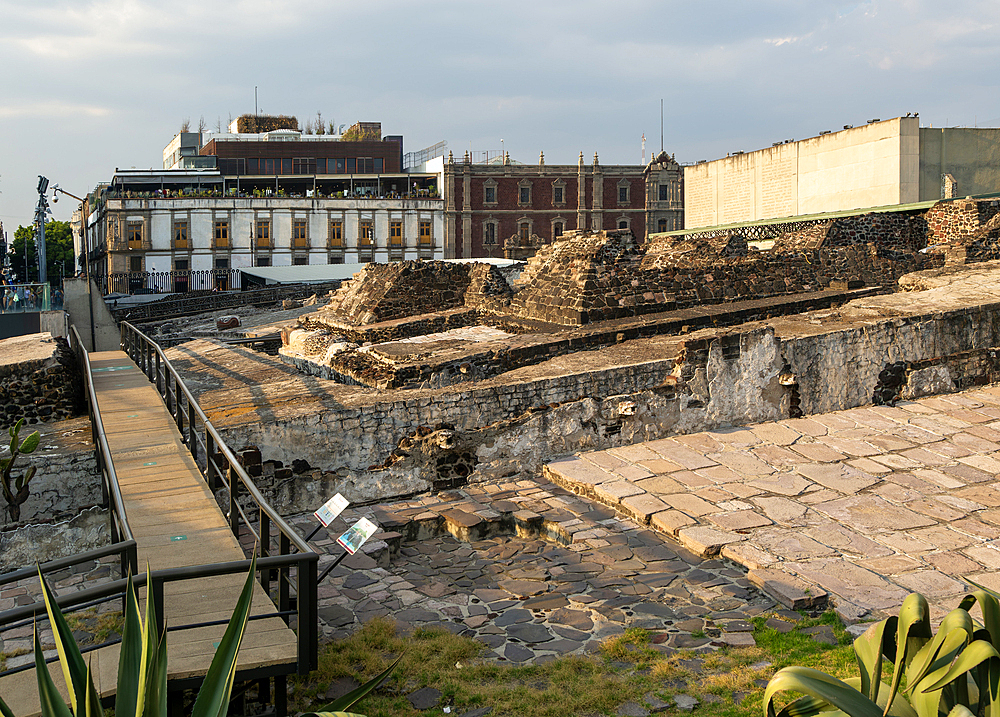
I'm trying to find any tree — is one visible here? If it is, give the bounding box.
[8,221,74,285]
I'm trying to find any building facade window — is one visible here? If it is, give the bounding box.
[329,220,343,248]
[659,184,670,201]
[127,222,143,249]
[292,219,308,248]
[214,221,229,249]
[129,255,142,272]
[293,256,309,265]
[256,256,271,267]
[552,180,566,207]
[484,179,498,206]
[618,179,630,205]
[358,220,373,246]
[518,221,531,240]
[658,218,668,232]
[552,220,564,239]
[173,221,188,250]
[617,217,630,231]
[483,221,498,246]
[255,220,270,248]
[419,220,432,245]
[328,254,344,264]
[389,220,403,246]
[518,182,531,206]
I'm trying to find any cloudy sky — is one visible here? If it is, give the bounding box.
[1,0,998,236]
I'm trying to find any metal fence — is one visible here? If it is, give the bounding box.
[110,280,341,323]
[96,269,243,295]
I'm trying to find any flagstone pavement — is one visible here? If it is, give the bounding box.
[545,384,1000,624]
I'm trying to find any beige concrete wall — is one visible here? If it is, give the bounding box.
[919,128,1000,200]
[684,118,921,229]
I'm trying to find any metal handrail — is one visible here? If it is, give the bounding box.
[120,321,311,555]
[68,326,138,571]
[119,321,318,673]
[0,552,316,679]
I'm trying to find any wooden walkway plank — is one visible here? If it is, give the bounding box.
[0,351,299,716]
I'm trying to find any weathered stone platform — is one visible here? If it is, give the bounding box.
[545,383,1000,623]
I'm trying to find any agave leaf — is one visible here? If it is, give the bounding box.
[854,618,897,703]
[115,572,144,717]
[84,660,101,717]
[0,694,16,717]
[963,586,1000,647]
[142,623,170,717]
[190,553,257,717]
[300,713,367,717]
[947,705,977,717]
[905,612,973,692]
[33,627,73,717]
[907,659,951,717]
[885,594,932,714]
[18,431,40,455]
[921,641,1000,693]
[318,652,404,713]
[764,666,883,717]
[37,567,90,715]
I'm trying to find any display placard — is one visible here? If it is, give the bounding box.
[337,517,378,555]
[314,493,350,527]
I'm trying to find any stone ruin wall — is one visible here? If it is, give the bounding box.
[506,229,931,326]
[215,296,1000,513]
[322,261,513,326]
[0,337,84,430]
[773,211,928,252]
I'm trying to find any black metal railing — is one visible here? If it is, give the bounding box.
[67,325,139,577]
[120,320,318,675]
[97,269,242,295]
[109,280,341,323]
[0,324,317,717]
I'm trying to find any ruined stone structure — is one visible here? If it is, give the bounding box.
[0,334,84,429]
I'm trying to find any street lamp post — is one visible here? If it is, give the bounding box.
[52,184,95,350]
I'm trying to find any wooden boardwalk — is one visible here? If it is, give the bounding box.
[1,351,297,714]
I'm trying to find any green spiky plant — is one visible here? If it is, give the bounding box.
[0,555,259,717]
[1,418,41,523]
[764,588,1000,717]
[299,653,403,717]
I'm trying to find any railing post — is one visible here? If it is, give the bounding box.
[155,351,162,395]
[259,508,271,593]
[187,399,197,461]
[229,462,240,537]
[297,556,318,673]
[278,533,290,625]
[206,432,217,491]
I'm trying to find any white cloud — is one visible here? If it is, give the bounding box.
[0,100,111,119]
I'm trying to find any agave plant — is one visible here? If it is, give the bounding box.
[299,652,403,717]
[764,588,1000,717]
[0,555,258,717]
[2,417,41,523]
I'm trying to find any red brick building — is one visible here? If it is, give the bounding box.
[442,151,683,259]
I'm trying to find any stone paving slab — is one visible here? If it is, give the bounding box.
[284,475,778,662]
[545,383,1000,623]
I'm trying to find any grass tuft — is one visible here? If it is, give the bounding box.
[294,609,861,717]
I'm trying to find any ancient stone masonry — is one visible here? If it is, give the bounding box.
[506,228,932,326]
[773,211,928,253]
[0,335,84,429]
[923,198,1000,262]
[323,261,475,326]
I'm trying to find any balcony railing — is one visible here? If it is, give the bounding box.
[97,269,242,295]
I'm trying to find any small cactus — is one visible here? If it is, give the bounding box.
[2,418,41,523]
